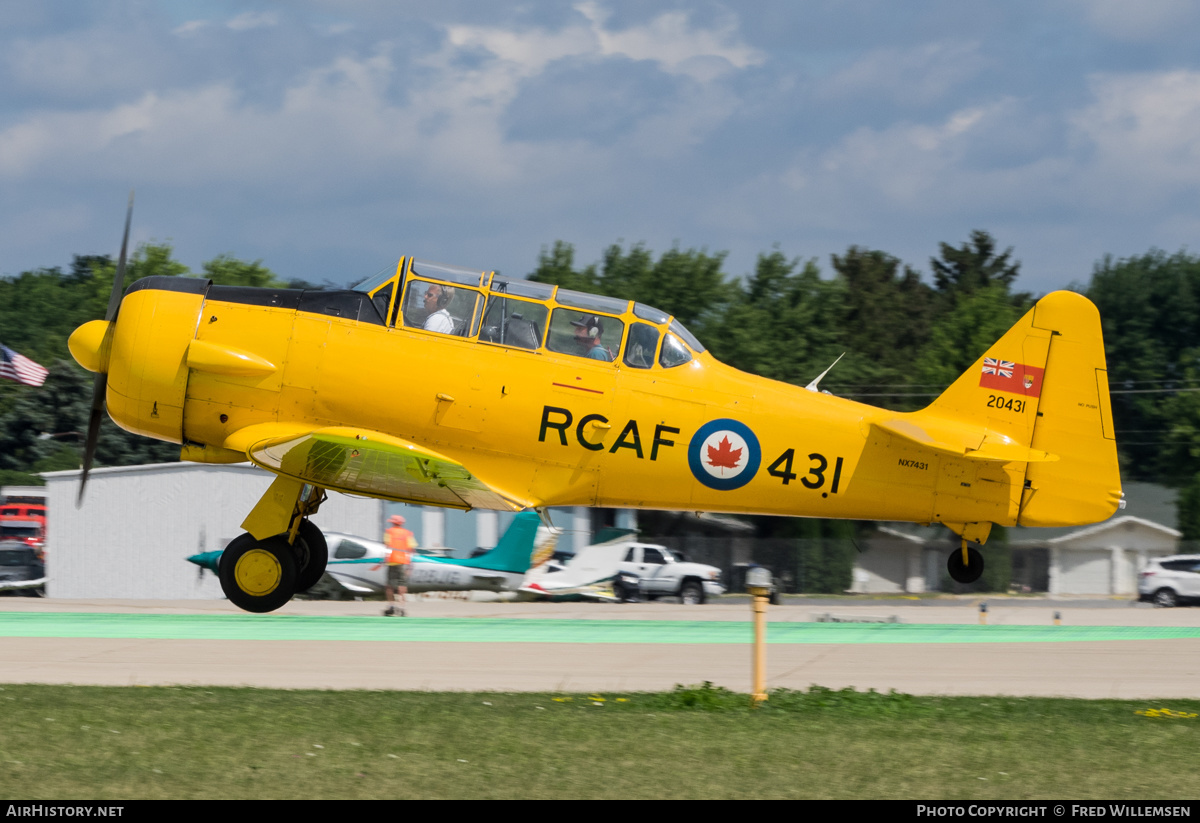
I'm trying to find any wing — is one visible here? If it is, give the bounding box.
[224,423,528,511]
[518,581,618,602]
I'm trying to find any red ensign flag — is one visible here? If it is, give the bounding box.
[979,356,1043,397]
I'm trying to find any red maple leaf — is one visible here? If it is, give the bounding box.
[706,436,742,469]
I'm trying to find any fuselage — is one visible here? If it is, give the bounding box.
[72,259,1116,532]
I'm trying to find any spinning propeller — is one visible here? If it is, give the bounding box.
[77,192,134,507]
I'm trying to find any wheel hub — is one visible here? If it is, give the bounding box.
[234,548,282,596]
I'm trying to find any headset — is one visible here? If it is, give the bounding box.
[430,284,454,309]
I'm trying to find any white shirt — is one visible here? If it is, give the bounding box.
[424,309,454,334]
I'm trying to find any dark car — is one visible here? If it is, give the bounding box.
[0,539,45,596]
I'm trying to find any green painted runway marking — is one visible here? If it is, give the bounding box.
[3,613,1200,644]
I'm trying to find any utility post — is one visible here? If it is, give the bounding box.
[746,566,772,708]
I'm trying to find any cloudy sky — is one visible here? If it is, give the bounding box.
[3,0,1200,294]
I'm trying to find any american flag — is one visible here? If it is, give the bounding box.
[981,357,1014,378]
[0,343,49,387]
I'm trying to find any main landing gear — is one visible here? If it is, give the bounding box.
[947,539,985,585]
[219,484,329,614]
[218,520,328,613]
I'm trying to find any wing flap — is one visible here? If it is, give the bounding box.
[227,424,528,511]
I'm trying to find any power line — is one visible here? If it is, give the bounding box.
[829,386,1200,398]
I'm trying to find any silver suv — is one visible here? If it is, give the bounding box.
[1138,555,1200,607]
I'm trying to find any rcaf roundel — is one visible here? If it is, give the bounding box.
[688,418,761,491]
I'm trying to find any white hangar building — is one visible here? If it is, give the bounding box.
[43,463,385,599]
[41,462,604,600]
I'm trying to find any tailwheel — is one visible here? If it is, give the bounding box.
[947,543,985,584]
[219,533,298,613]
[291,519,328,594]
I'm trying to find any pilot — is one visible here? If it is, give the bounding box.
[422,284,456,334]
[571,315,612,361]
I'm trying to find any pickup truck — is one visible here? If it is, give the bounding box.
[613,543,724,604]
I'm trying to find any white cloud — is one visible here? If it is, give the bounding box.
[1070,71,1200,201]
[716,67,1200,262]
[576,1,763,80]
[1071,0,1200,42]
[820,41,986,106]
[172,20,209,36]
[0,1,766,207]
[227,12,280,32]
[445,1,763,85]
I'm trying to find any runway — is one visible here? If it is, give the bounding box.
[2,597,1199,698]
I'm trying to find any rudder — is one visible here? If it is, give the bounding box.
[1018,292,1122,526]
[453,510,542,574]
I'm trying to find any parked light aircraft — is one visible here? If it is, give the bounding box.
[187,510,543,597]
[70,202,1122,612]
[518,539,628,602]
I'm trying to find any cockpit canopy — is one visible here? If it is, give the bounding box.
[353,257,705,369]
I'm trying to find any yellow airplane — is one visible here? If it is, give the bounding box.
[68,205,1122,612]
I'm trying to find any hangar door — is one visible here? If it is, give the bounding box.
[1057,549,1111,594]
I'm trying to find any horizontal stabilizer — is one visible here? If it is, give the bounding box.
[874,417,1058,463]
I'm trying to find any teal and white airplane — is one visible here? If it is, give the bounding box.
[189,511,544,598]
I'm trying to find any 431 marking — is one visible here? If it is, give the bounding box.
[766,448,844,494]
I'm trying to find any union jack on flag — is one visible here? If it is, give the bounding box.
[0,343,49,387]
[981,357,1014,378]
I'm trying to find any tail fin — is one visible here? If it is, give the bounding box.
[453,511,542,574]
[920,290,1122,527]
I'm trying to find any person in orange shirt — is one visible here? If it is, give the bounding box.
[383,515,416,616]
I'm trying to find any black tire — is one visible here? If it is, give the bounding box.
[1154,588,1178,608]
[680,580,705,605]
[292,520,328,594]
[613,580,632,603]
[219,533,298,613]
[947,546,985,584]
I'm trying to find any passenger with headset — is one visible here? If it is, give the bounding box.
[422,283,456,333]
[571,315,613,361]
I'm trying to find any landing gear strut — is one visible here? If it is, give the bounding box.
[947,540,985,585]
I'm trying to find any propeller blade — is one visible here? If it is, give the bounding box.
[77,191,134,507]
[106,191,134,322]
[77,373,106,508]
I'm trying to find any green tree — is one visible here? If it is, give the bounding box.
[931,229,1024,301]
[0,361,178,477]
[827,247,936,409]
[916,282,1024,391]
[1177,473,1200,541]
[0,242,285,479]
[792,519,858,594]
[203,254,287,288]
[529,241,732,337]
[832,247,933,366]
[1087,249,1200,482]
[706,250,843,385]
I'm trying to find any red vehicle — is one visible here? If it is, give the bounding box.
[0,504,46,551]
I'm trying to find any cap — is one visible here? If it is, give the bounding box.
[571,315,603,338]
[389,515,406,525]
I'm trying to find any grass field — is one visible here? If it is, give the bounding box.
[1,684,1197,799]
